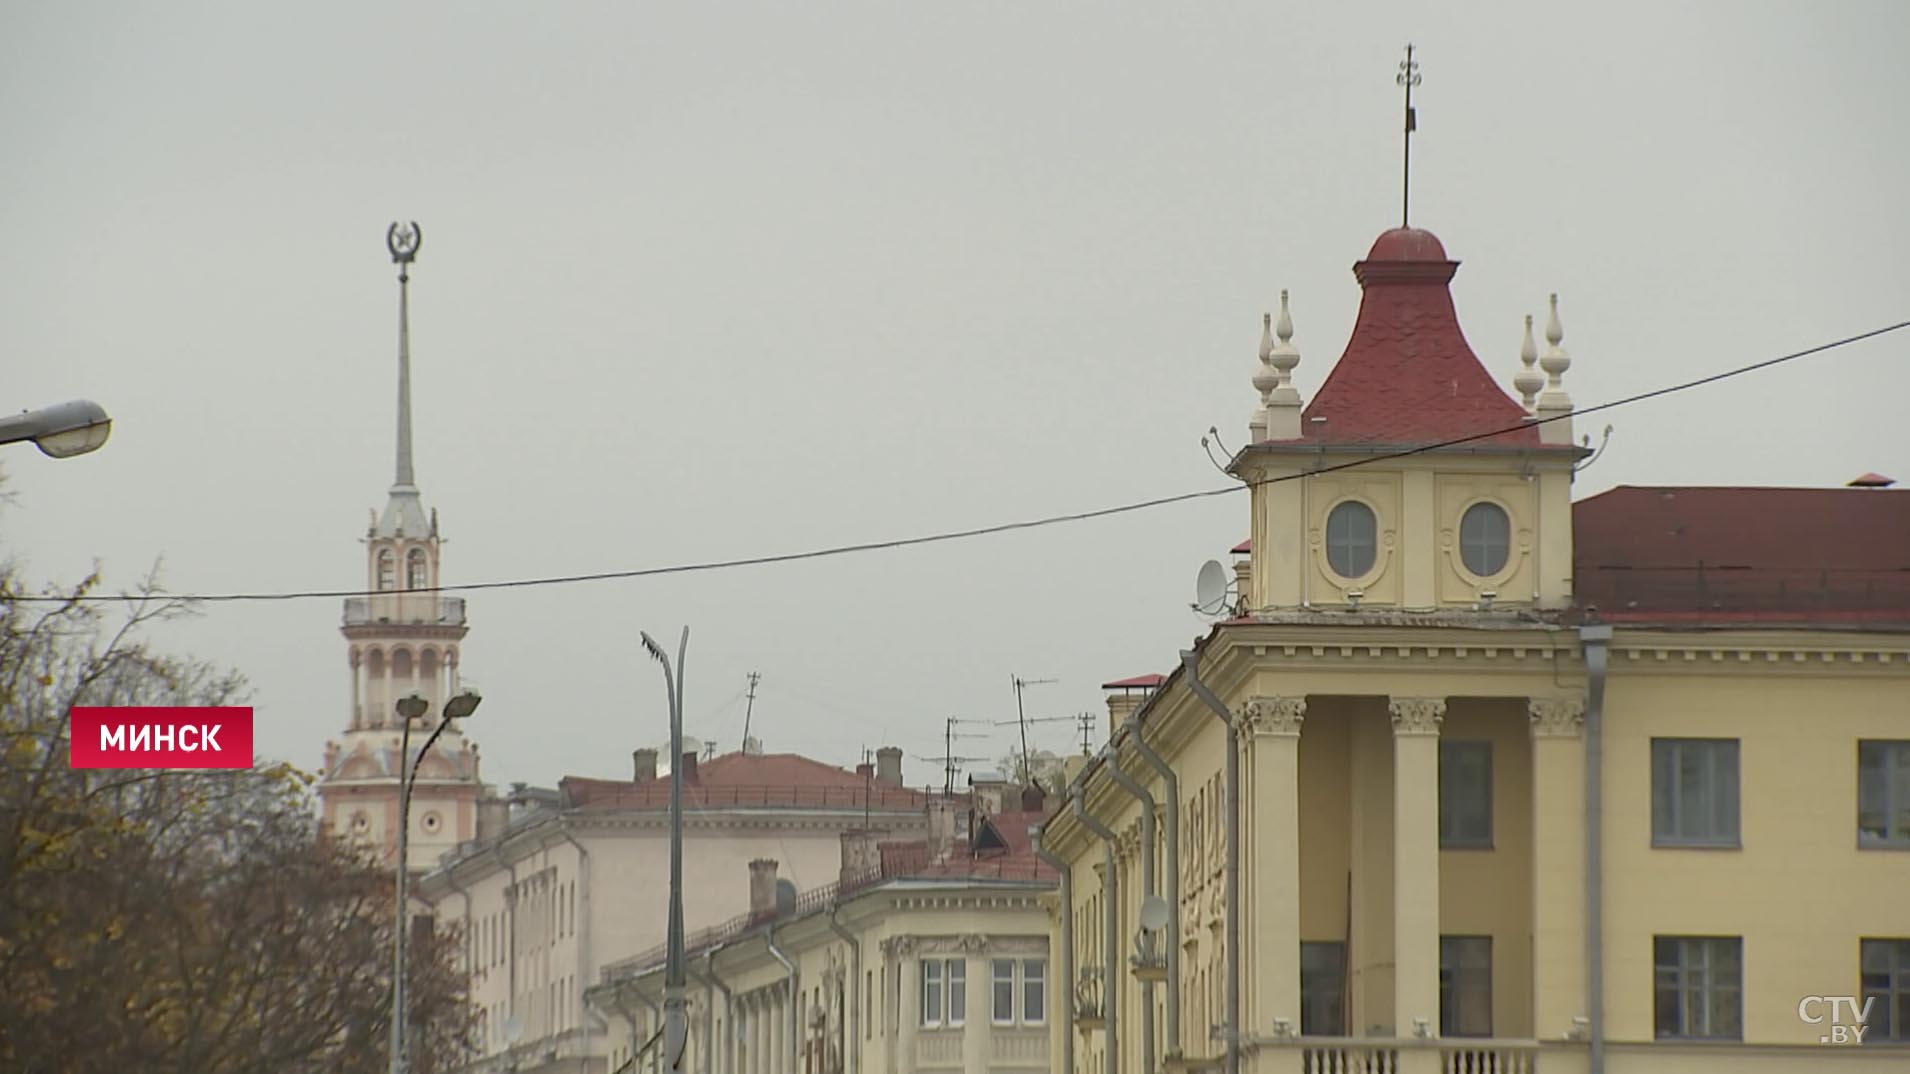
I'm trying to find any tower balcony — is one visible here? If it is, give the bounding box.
[342,594,466,628]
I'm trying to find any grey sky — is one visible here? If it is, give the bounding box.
[3,2,1905,790]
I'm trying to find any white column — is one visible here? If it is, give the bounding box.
[1390,697,1444,1074]
[896,942,919,1074]
[1530,698,1587,1040]
[962,941,988,1074]
[1242,697,1304,1054]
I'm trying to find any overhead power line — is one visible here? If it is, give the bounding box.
[19,318,1906,605]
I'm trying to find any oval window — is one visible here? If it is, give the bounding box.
[421,811,442,835]
[1325,501,1378,578]
[1460,502,1511,577]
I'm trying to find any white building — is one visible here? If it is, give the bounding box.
[416,747,935,1073]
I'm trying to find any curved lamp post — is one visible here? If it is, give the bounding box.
[390,688,482,1074]
[640,628,690,1074]
[0,399,112,458]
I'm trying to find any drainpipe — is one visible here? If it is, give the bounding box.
[826,909,862,1074]
[1032,826,1075,1074]
[1180,648,1238,1074]
[1103,746,1157,1074]
[1072,787,1120,1074]
[1581,623,1612,1074]
[1126,715,1180,1060]
[766,924,799,1074]
[555,824,593,1049]
[703,946,735,1074]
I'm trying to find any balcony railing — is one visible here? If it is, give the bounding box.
[342,595,467,627]
[1251,1038,1542,1074]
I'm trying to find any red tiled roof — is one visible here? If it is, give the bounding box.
[1232,538,1252,554]
[877,808,1056,882]
[1573,486,1910,625]
[562,751,931,811]
[1102,673,1166,690]
[1258,228,1565,451]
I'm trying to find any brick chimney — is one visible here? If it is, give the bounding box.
[925,798,958,860]
[839,829,886,887]
[633,748,659,783]
[875,746,903,788]
[748,859,780,918]
[678,750,699,784]
[855,761,876,782]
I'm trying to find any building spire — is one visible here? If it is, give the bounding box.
[387,222,422,491]
[1397,44,1422,228]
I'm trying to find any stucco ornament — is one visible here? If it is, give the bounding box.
[1239,696,1306,737]
[1388,697,1446,735]
[1528,697,1586,738]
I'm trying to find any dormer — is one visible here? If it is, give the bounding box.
[1230,227,1588,614]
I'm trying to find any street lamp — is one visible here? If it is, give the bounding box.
[0,399,112,458]
[639,627,690,1074]
[389,688,482,1074]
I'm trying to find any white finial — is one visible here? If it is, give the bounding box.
[1249,313,1276,441]
[1540,293,1571,392]
[1534,292,1576,446]
[1275,289,1294,346]
[1261,290,1304,439]
[1514,314,1543,409]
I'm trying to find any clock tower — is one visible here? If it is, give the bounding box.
[317,223,485,872]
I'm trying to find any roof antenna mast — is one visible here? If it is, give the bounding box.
[1397,43,1422,228]
[740,671,761,753]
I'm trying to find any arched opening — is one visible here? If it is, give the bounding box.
[406,548,429,591]
[376,549,396,591]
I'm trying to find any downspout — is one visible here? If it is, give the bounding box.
[1032,826,1075,1074]
[1581,624,1612,1074]
[556,824,593,1052]
[766,923,799,1074]
[1072,787,1120,1074]
[704,946,735,1074]
[1103,746,1157,1074]
[1126,714,1181,1059]
[1180,649,1238,1074]
[826,909,862,1074]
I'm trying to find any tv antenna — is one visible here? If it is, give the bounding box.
[1192,558,1236,618]
[935,716,992,795]
[993,712,1076,786]
[739,671,761,752]
[1076,711,1097,756]
[1010,675,1056,781]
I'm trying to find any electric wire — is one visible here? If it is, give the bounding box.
[15,318,1906,605]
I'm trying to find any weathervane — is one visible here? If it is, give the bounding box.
[1396,44,1422,228]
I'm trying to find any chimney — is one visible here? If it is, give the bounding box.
[969,772,1008,817]
[839,829,886,887]
[925,798,958,860]
[855,761,876,782]
[748,859,780,918]
[875,746,903,788]
[679,751,699,784]
[475,790,510,842]
[633,748,659,783]
[1020,784,1047,812]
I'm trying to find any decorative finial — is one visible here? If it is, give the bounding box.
[1250,313,1277,441]
[1545,292,1564,350]
[1396,44,1422,228]
[1275,289,1294,346]
[387,221,422,266]
[1541,293,1571,391]
[1514,314,1543,409]
[1258,312,1274,363]
[1261,291,1304,439]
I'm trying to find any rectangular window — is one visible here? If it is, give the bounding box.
[1862,938,1910,1042]
[992,959,1016,1024]
[1022,958,1046,1025]
[1440,936,1493,1037]
[1859,741,1910,847]
[1300,941,1346,1036]
[866,969,873,1039]
[1439,740,1493,847]
[1654,936,1742,1039]
[1652,739,1740,846]
[921,958,964,1027]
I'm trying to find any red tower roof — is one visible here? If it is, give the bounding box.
[1275,227,1556,450]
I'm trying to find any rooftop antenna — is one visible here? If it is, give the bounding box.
[1397,43,1422,228]
[739,671,761,753]
[941,716,992,795]
[1076,711,1097,756]
[993,712,1078,787]
[1011,675,1057,784]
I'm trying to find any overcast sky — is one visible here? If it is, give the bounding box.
[3,2,1905,791]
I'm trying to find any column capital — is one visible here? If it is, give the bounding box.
[1528,696,1587,738]
[1388,697,1446,736]
[1239,696,1306,737]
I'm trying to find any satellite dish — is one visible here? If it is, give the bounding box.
[1138,894,1170,933]
[1193,559,1230,614]
[502,1015,524,1044]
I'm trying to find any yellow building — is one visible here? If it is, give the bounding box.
[587,793,1059,1074]
[1040,226,1910,1074]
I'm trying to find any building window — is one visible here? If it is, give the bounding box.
[406,547,428,590]
[1459,502,1511,577]
[1439,740,1493,848]
[1654,936,1742,1039]
[1440,936,1493,1037]
[1300,941,1346,1036]
[1325,501,1378,579]
[1651,739,1740,846]
[1022,958,1045,1025]
[989,958,1046,1025]
[1863,938,1910,1042]
[921,958,965,1027]
[1859,741,1910,847]
[377,549,395,591]
[992,959,1015,1024]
